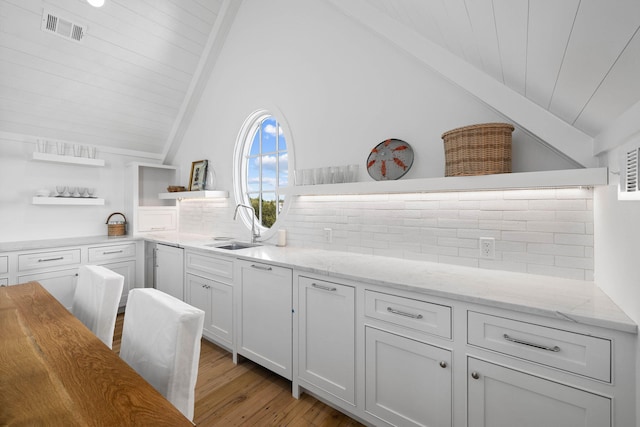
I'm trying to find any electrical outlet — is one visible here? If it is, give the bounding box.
[480,237,495,259]
[324,228,333,243]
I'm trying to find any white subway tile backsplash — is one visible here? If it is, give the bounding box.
[179,188,594,282]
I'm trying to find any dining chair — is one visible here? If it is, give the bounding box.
[119,288,205,421]
[72,265,124,349]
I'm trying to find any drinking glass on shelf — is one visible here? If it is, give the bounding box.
[56,142,66,156]
[73,144,83,157]
[36,139,47,153]
[55,185,66,197]
[86,146,96,158]
[78,187,87,197]
[87,188,95,197]
[67,187,76,197]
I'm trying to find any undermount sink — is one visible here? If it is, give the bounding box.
[205,241,261,250]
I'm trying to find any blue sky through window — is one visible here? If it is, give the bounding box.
[246,117,288,202]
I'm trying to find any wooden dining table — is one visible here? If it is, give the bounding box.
[0,281,193,426]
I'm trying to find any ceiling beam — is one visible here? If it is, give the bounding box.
[326,0,596,168]
[162,0,243,164]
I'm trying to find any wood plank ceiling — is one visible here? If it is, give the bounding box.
[362,0,640,140]
[0,0,225,157]
[2,0,639,162]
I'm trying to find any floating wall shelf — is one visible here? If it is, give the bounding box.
[158,190,229,200]
[32,152,105,167]
[281,168,609,196]
[32,197,105,206]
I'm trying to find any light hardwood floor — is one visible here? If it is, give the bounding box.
[112,314,364,426]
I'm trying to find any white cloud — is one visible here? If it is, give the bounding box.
[263,124,283,136]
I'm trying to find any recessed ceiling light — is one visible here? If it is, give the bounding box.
[87,0,105,7]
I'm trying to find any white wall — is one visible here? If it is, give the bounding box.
[594,144,640,425]
[169,0,575,189]
[0,133,159,242]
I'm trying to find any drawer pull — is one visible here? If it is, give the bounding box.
[102,250,124,255]
[471,372,480,380]
[503,333,560,352]
[311,283,337,292]
[387,307,423,320]
[439,361,447,368]
[250,264,272,271]
[38,256,64,263]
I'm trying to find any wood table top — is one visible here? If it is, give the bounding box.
[0,281,193,426]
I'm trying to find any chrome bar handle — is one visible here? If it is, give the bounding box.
[38,256,64,262]
[102,250,124,255]
[250,264,273,271]
[387,307,423,319]
[311,283,337,292]
[503,334,560,352]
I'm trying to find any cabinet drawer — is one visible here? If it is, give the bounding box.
[18,249,81,272]
[0,256,7,275]
[88,243,136,262]
[365,290,452,339]
[186,251,233,282]
[138,207,177,232]
[467,311,611,382]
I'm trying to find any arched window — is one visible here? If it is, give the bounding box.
[233,110,291,237]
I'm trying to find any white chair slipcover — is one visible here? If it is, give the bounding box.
[119,288,205,421]
[72,265,124,349]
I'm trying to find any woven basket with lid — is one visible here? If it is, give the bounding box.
[442,123,514,177]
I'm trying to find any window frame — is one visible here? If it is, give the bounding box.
[233,108,293,239]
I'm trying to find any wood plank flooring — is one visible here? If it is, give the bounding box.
[112,314,364,426]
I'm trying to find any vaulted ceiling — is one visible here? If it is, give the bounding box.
[2,0,639,166]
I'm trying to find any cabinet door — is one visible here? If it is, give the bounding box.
[467,358,610,427]
[365,327,452,427]
[298,276,355,404]
[187,273,233,349]
[155,244,184,300]
[100,260,135,307]
[238,261,293,380]
[18,268,79,310]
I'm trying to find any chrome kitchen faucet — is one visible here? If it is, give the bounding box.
[234,204,260,243]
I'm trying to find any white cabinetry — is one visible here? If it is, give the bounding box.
[365,327,452,427]
[17,267,79,310]
[237,260,293,380]
[88,242,138,306]
[125,163,178,234]
[185,250,234,350]
[466,310,614,427]
[298,275,355,405]
[155,244,184,300]
[363,290,453,427]
[467,357,610,427]
[0,256,8,286]
[5,240,141,310]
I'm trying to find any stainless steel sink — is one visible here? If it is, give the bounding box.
[205,241,261,250]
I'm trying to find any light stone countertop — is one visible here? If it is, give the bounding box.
[2,232,636,334]
[150,232,637,334]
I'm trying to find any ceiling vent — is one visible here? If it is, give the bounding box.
[41,9,86,43]
[618,147,640,200]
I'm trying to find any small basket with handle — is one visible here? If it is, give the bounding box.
[106,212,127,236]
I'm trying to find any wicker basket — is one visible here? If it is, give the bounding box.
[442,123,514,177]
[106,212,127,236]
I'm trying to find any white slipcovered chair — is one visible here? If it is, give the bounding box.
[119,288,205,421]
[72,265,124,349]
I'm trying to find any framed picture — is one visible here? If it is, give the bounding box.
[189,160,208,191]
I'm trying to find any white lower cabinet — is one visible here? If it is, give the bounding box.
[237,260,293,380]
[187,273,233,349]
[17,268,79,310]
[467,357,610,427]
[298,276,355,405]
[365,326,452,427]
[99,260,135,307]
[155,244,184,300]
